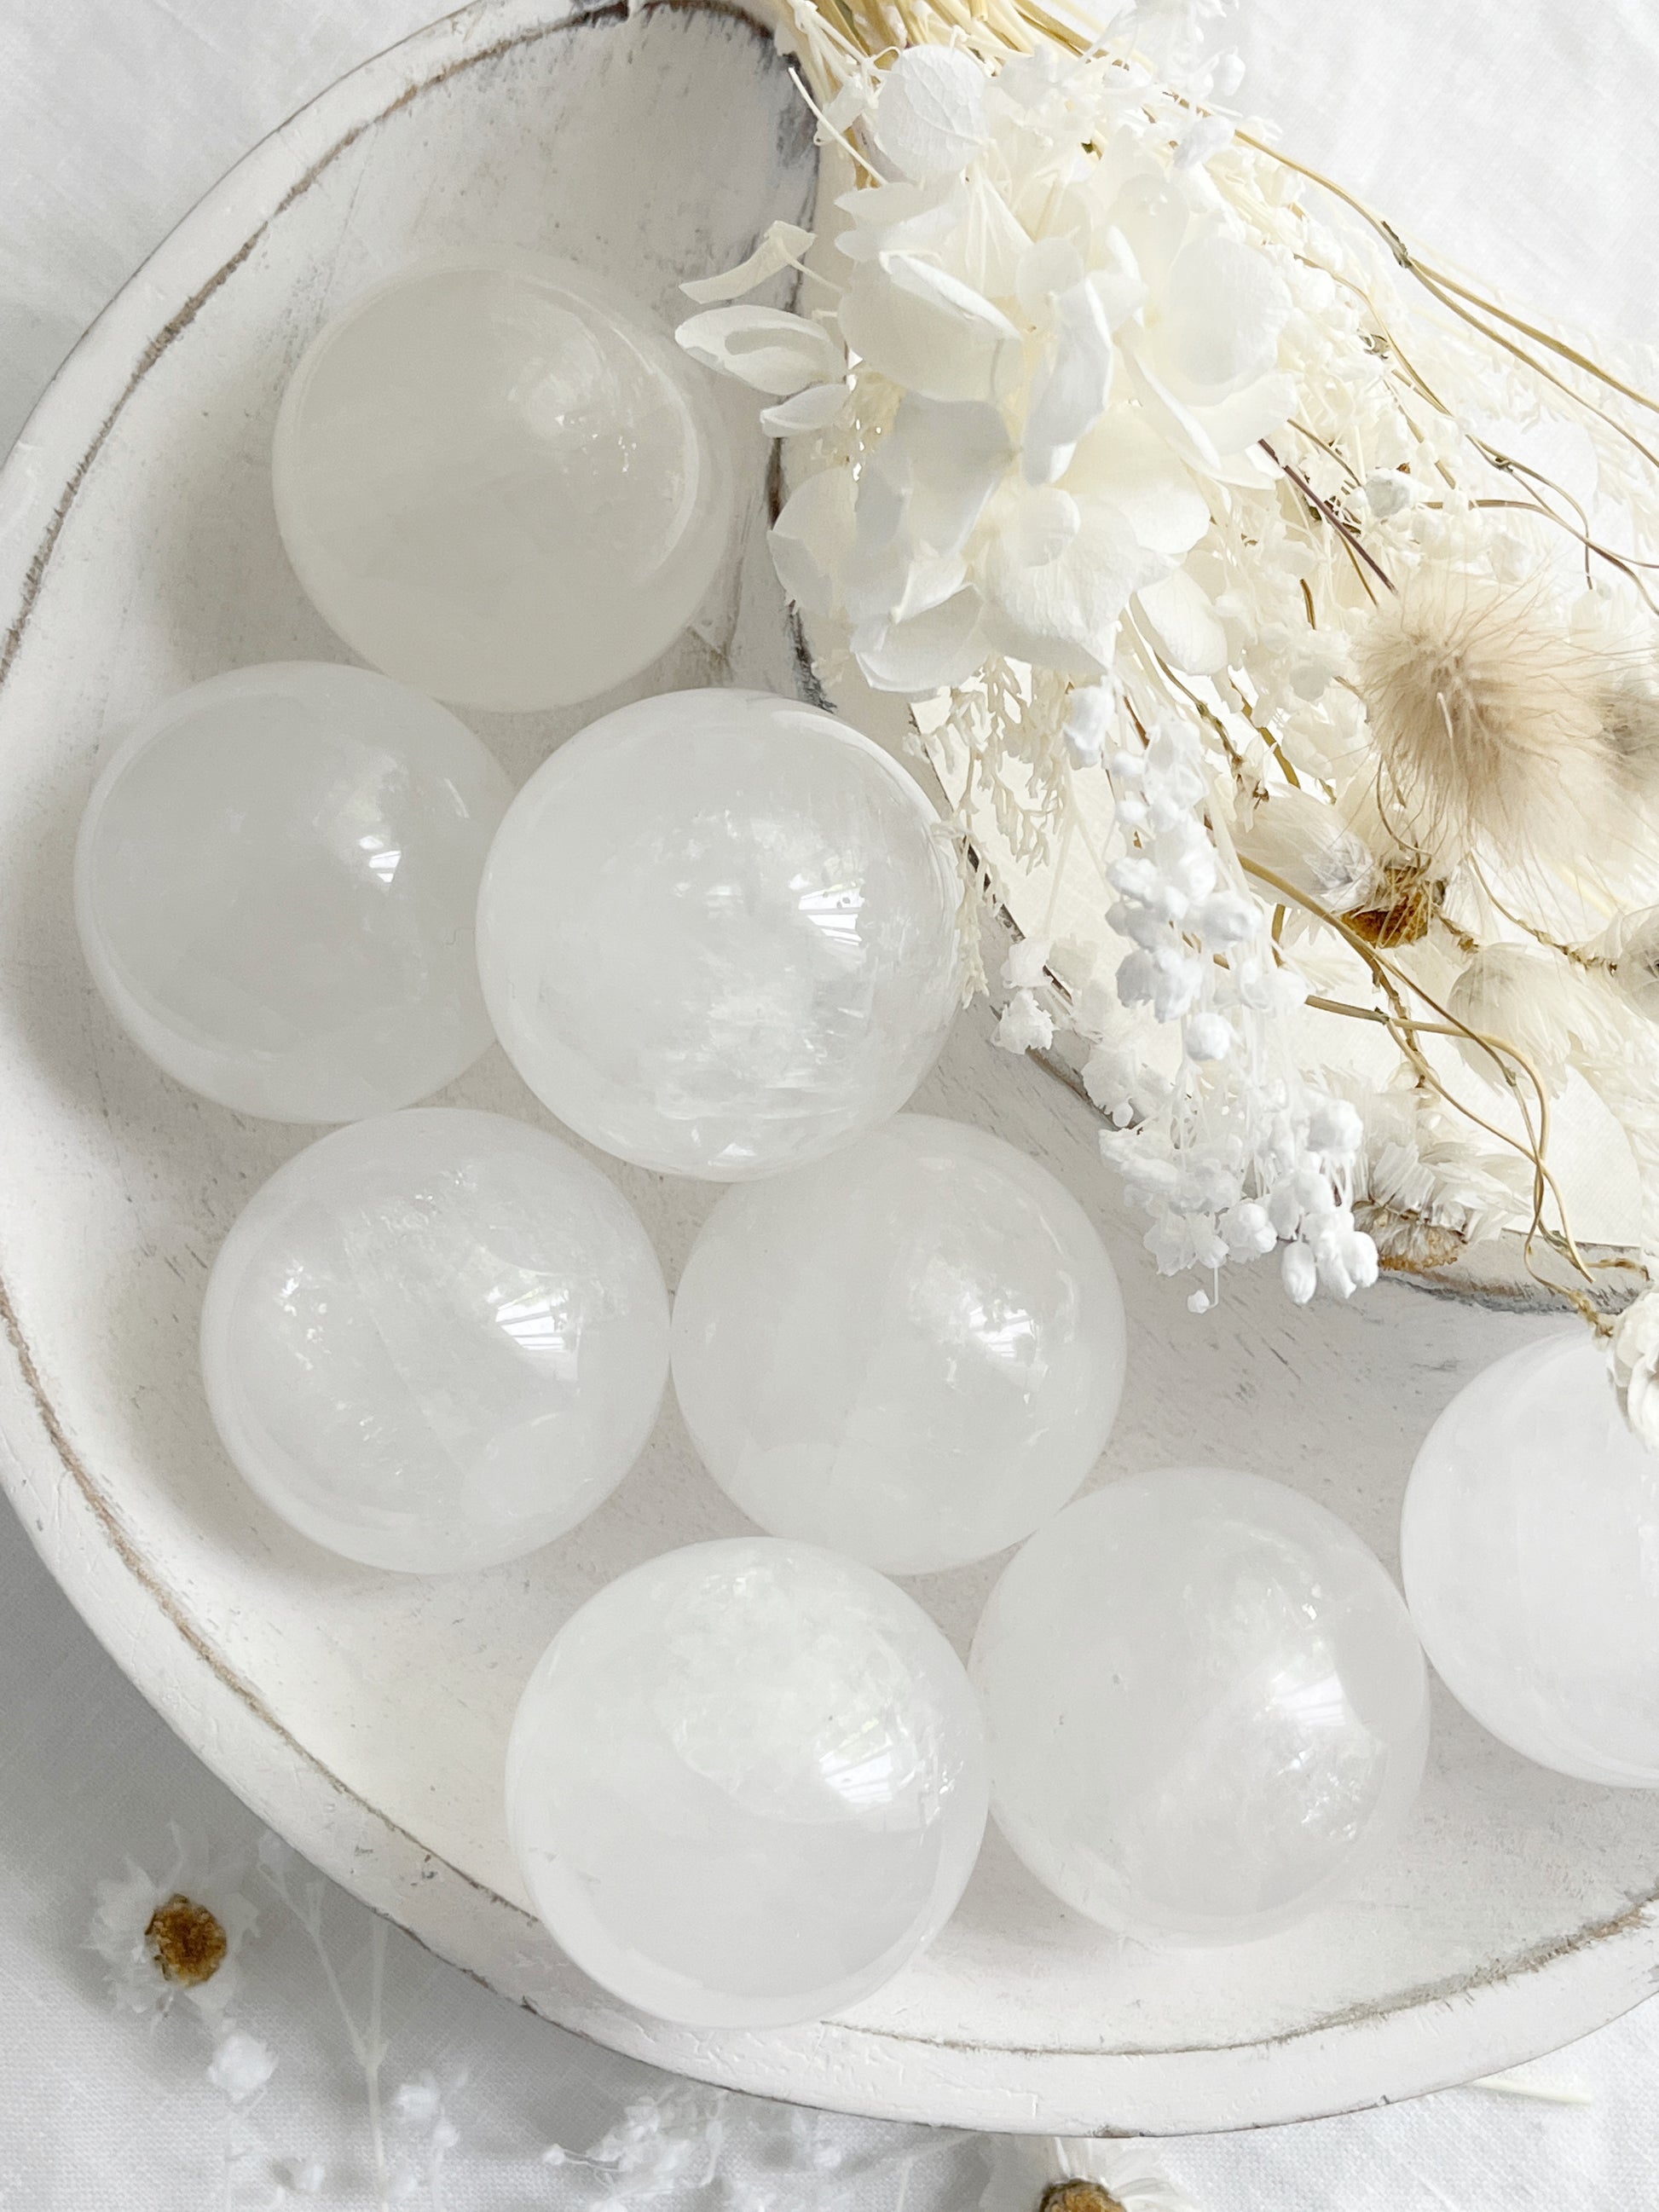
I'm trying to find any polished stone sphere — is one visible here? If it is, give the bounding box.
[1402,1330,1659,1784]
[672,1115,1126,1574]
[475,689,962,1180]
[971,1470,1430,1946]
[272,257,731,709]
[74,662,511,1123]
[506,1536,988,2026]
[200,1109,668,1573]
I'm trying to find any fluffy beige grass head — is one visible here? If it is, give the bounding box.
[1355,569,1618,866]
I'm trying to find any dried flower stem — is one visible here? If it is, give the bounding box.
[1242,855,1609,1313]
[1233,128,1659,486]
[261,1857,391,2211]
[1262,440,1397,593]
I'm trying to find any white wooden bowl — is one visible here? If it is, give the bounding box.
[2,0,1656,2137]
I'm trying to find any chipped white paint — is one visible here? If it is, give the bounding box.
[0,0,1656,2137]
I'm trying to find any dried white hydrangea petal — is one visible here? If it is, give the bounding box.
[679,222,814,304]
[876,396,1013,558]
[758,381,849,436]
[983,499,1159,678]
[832,177,961,264]
[1066,408,1211,557]
[840,253,1020,403]
[675,305,845,396]
[1014,236,1087,323]
[956,175,1034,297]
[1136,568,1229,674]
[770,468,857,620]
[1023,273,1120,484]
[870,45,991,182]
[997,483,1083,569]
[853,586,988,695]
[1147,231,1292,401]
[1124,326,1292,477]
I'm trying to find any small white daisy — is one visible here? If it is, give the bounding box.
[85,1826,259,2022]
[980,2136,1199,2212]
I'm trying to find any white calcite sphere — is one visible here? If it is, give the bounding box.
[506,1537,988,2026]
[200,1108,668,1573]
[672,1115,1126,1574]
[75,662,511,1123]
[476,689,962,1180]
[1402,1330,1659,1784]
[272,257,731,709]
[972,1470,1430,1946]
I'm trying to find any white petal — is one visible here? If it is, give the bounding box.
[1014,236,1086,323]
[871,46,990,182]
[1022,271,1118,484]
[957,178,1032,301]
[1123,328,1290,478]
[1150,231,1291,399]
[997,483,1081,569]
[1089,226,1148,329]
[1066,409,1211,555]
[770,468,856,619]
[675,305,845,396]
[890,551,969,626]
[981,499,1157,679]
[1173,115,1236,172]
[679,222,815,303]
[835,176,944,225]
[758,381,849,436]
[1136,569,1229,675]
[840,253,1020,403]
[841,469,910,627]
[853,586,987,695]
[879,396,1012,555]
[835,189,961,265]
[1187,371,1297,462]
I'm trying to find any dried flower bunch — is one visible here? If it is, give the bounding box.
[679,0,1659,1435]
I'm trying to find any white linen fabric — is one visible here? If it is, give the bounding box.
[3,2,1659,2206]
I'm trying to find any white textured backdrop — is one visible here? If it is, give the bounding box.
[3,2,1658,2206]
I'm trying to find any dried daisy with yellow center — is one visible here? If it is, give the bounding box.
[1041,2184,1129,2212]
[146,1892,228,1989]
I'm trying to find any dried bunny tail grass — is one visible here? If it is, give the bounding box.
[1602,667,1659,787]
[1354,569,1622,867]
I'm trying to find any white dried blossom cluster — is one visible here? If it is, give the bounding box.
[1068,714,1378,1308]
[679,20,1659,1375]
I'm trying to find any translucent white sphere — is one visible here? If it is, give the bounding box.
[200,1108,668,1572]
[272,257,731,710]
[1402,1330,1659,1784]
[476,689,962,1180]
[506,1537,988,2025]
[672,1116,1126,1574]
[971,1470,1431,1946]
[74,662,511,1123]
